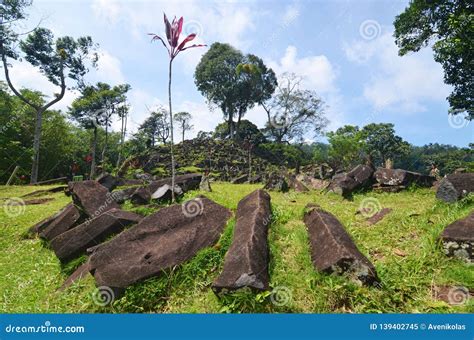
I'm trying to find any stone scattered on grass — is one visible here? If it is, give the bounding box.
[97,173,119,192]
[366,208,392,225]
[374,168,435,188]
[212,189,271,294]
[303,204,380,286]
[436,173,474,203]
[39,203,82,241]
[440,212,473,262]
[67,180,120,218]
[327,164,374,197]
[50,208,142,263]
[88,197,231,290]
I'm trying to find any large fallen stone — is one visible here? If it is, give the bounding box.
[440,212,473,262]
[231,174,248,184]
[304,204,379,286]
[288,176,309,192]
[67,180,120,218]
[296,174,330,190]
[88,197,232,289]
[374,168,435,187]
[50,209,142,263]
[436,173,474,203]
[39,203,82,241]
[27,204,70,236]
[151,184,183,201]
[97,173,119,192]
[110,186,142,204]
[130,173,202,204]
[263,173,289,192]
[328,165,374,197]
[199,175,212,192]
[212,190,271,294]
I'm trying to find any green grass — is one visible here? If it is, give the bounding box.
[0,183,472,313]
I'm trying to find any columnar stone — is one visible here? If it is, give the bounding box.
[67,180,120,218]
[440,212,473,262]
[97,173,119,192]
[50,208,142,263]
[39,203,82,241]
[264,173,289,192]
[374,168,435,187]
[88,197,231,289]
[212,190,271,294]
[436,173,474,203]
[328,165,374,197]
[303,204,379,286]
[131,173,202,204]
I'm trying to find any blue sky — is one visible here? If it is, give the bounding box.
[3,0,473,146]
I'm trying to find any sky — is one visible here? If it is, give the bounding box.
[2,0,473,147]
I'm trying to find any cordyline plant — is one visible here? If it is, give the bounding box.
[149,14,205,202]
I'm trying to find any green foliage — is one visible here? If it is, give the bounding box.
[138,107,170,146]
[326,125,365,170]
[394,0,473,117]
[213,119,266,145]
[361,123,410,167]
[258,143,305,168]
[195,42,277,137]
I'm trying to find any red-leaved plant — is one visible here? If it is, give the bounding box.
[149,14,205,202]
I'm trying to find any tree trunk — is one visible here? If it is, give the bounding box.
[30,108,44,184]
[101,118,109,165]
[90,126,98,180]
[182,122,185,143]
[168,59,176,203]
[117,113,125,168]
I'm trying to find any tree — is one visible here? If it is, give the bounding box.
[116,102,129,168]
[149,14,205,202]
[327,125,365,170]
[69,82,130,179]
[1,23,98,183]
[394,0,473,118]
[360,123,410,168]
[195,43,277,138]
[174,111,193,143]
[139,107,170,146]
[263,73,328,143]
[213,119,266,145]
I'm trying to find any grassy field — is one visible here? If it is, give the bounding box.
[0,183,472,313]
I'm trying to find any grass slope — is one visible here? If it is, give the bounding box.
[0,183,472,313]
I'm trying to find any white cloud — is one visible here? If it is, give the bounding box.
[343,32,450,113]
[95,49,126,84]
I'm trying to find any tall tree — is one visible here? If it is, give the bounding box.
[116,102,129,168]
[263,73,328,143]
[149,14,205,202]
[195,43,277,138]
[174,111,193,143]
[1,22,98,183]
[361,123,410,168]
[139,107,170,146]
[327,125,365,170]
[394,0,473,118]
[69,82,130,179]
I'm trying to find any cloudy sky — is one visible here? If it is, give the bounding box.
[3,0,472,146]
